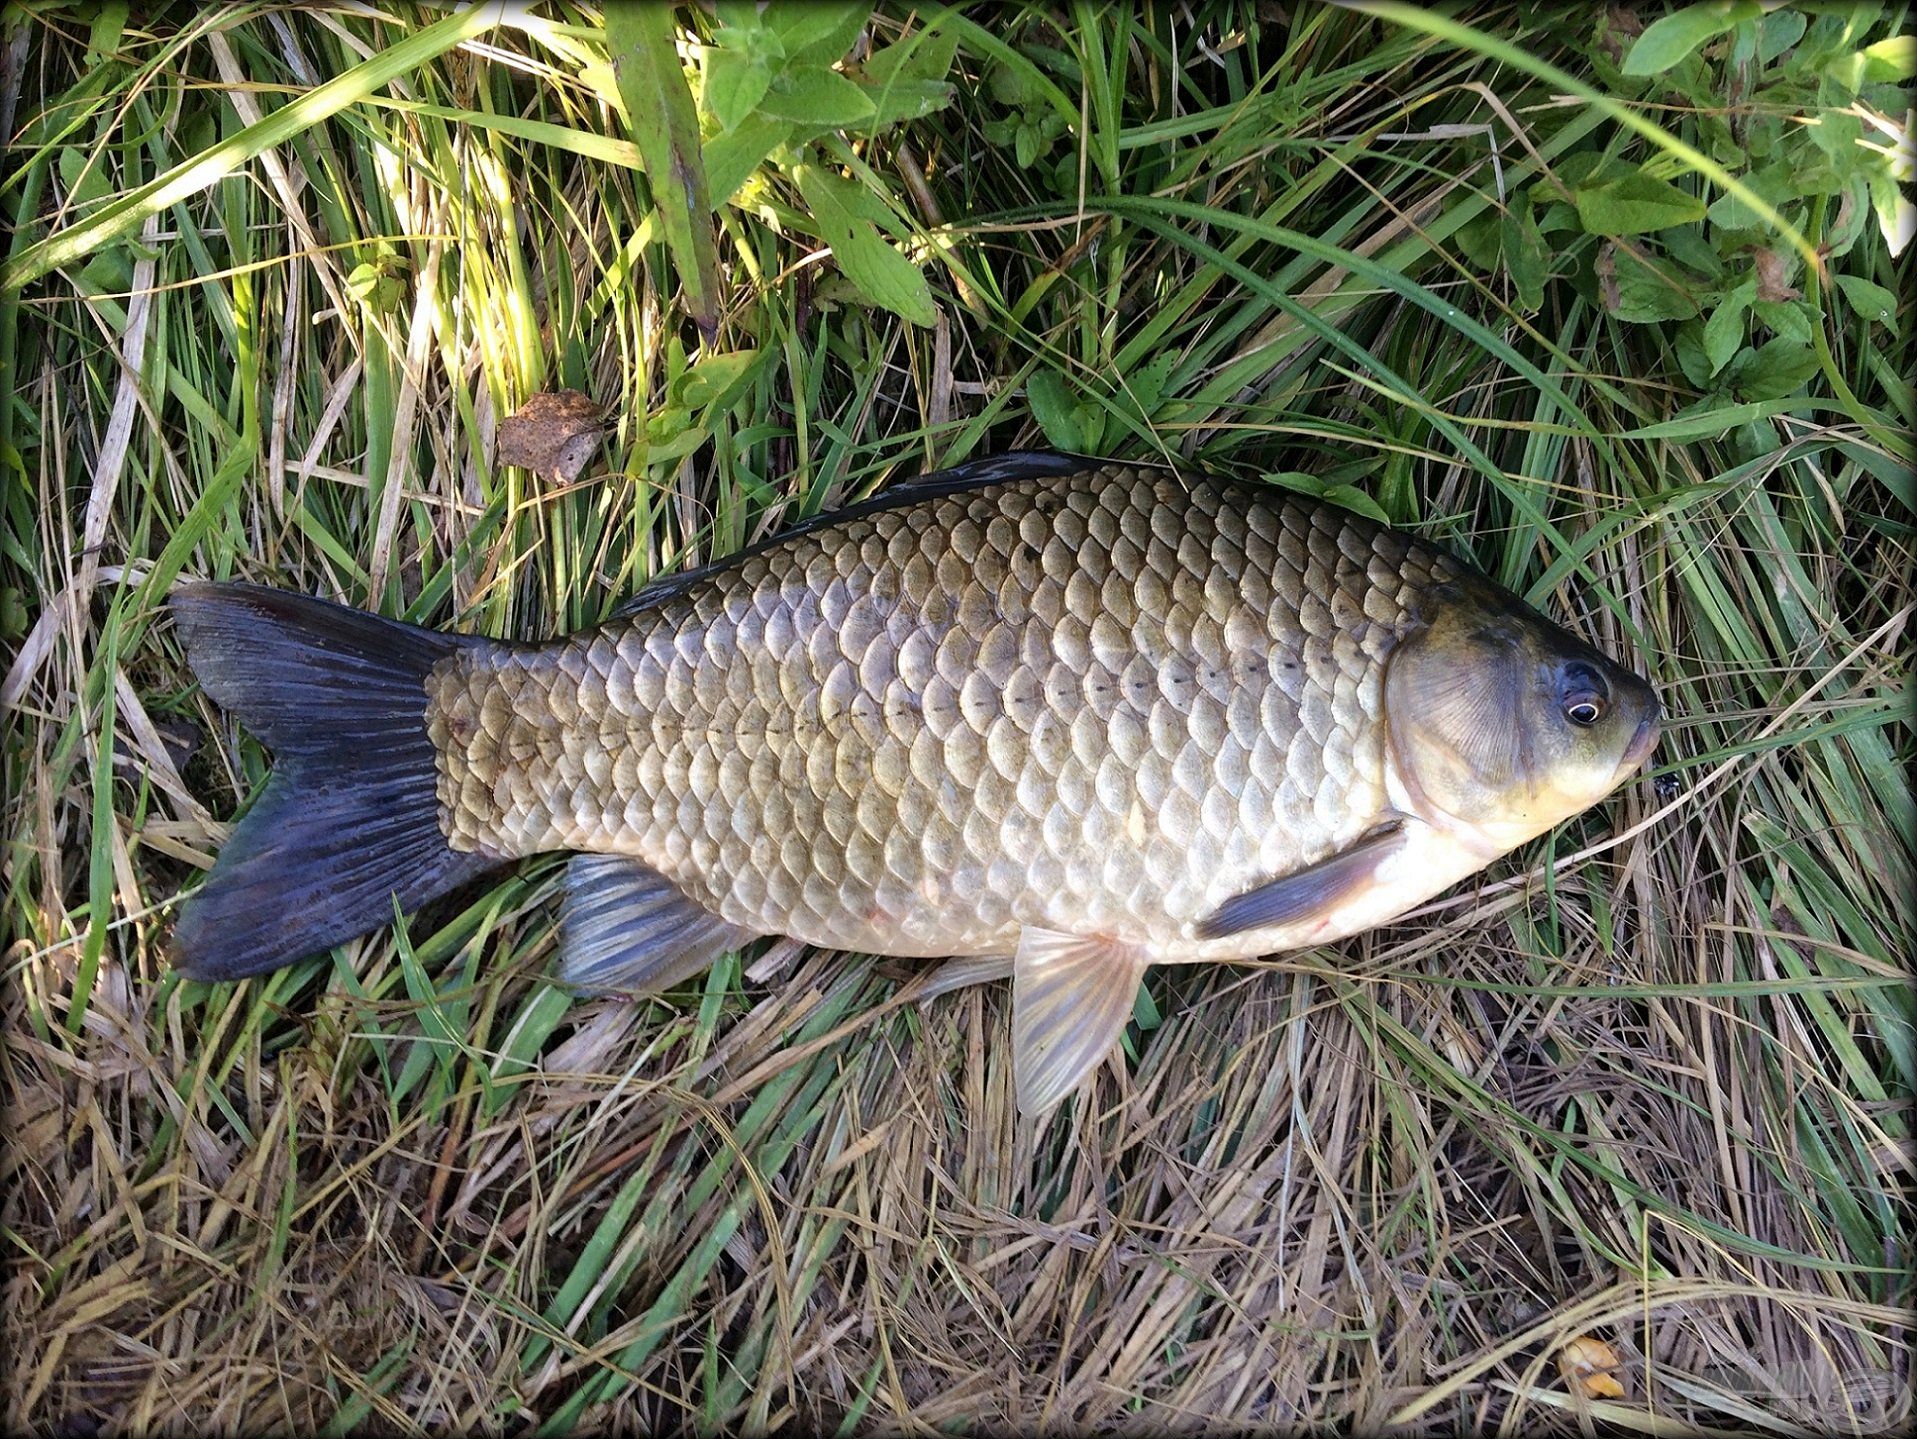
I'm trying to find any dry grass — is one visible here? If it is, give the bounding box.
[3,3,1911,1434]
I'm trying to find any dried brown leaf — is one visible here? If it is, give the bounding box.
[1753,246,1802,303]
[497,390,607,481]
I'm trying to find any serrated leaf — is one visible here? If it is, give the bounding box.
[1622,0,1761,76]
[608,5,721,340]
[792,162,934,326]
[1576,170,1707,234]
[1834,274,1899,333]
[760,67,876,126]
[1122,351,1178,415]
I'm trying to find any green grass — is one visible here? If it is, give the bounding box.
[3,2,1911,1432]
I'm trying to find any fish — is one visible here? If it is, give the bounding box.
[167,453,1661,1114]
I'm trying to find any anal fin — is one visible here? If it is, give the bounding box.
[558,855,758,994]
[1013,928,1152,1117]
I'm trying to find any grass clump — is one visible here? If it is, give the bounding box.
[2,2,1910,1432]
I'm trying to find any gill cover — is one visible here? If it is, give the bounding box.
[1385,587,1533,821]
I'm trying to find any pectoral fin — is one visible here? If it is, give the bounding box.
[557,855,759,993]
[1013,928,1151,1117]
[1195,822,1407,940]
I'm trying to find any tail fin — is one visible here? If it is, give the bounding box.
[169,582,499,981]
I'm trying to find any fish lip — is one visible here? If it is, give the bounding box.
[1617,713,1661,778]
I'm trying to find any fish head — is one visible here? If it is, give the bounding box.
[1385,577,1661,852]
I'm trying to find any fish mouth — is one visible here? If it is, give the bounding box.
[1616,713,1661,780]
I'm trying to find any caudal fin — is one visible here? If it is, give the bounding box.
[169,582,499,980]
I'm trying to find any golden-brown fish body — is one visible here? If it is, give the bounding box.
[430,466,1450,961]
[170,455,1660,1114]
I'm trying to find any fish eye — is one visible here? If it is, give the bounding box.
[1559,662,1608,727]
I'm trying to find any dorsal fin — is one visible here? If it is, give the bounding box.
[611,451,1097,618]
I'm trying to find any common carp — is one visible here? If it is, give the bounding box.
[168,454,1660,1113]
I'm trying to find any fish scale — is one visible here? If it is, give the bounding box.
[421,465,1454,961]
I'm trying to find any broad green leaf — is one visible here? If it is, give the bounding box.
[1858,33,1917,80]
[642,422,710,466]
[1702,285,1751,375]
[703,47,771,133]
[1,3,503,292]
[1027,369,1084,451]
[1822,33,1917,91]
[792,162,934,326]
[764,1,870,63]
[705,114,789,203]
[1758,8,1807,63]
[1015,121,1040,170]
[1120,351,1178,416]
[1500,204,1547,312]
[1869,169,1916,256]
[864,24,961,89]
[1576,170,1707,234]
[714,1,768,33]
[676,349,762,410]
[1261,470,1390,523]
[1601,245,1703,322]
[1734,336,1820,400]
[1619,398,1831,439]
[84,0,127,62]
[1363,4,1821,273]
[1672,318,1716,388]
[759,67,876,126]
[607,4,722,339]
[1805,109,1863,162]
[1621,0,1760,75]
[855,78,954,129]
[1454,209,1502,271]
[1706,162,1795,229]
[1834,274,1900,333]
[1751,298,1810,344]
